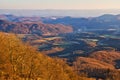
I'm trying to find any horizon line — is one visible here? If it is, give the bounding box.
[0,8,120,10]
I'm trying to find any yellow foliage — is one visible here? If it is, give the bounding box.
[0,32,92,80]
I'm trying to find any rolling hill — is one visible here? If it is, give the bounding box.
[0,20,73,36]
[0,32,95,80]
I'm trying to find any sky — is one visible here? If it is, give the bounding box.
[0,0,120,10]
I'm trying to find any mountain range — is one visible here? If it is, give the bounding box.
[1,14,120,32]
[0,14,120,80]
[0,19,73,36]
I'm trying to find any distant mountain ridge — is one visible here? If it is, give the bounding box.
[0,14,42,22]
[0,19,73,36]
[43,14,120,31]
[0,14,120,34]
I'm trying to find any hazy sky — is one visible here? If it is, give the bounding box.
[0,0,120,9]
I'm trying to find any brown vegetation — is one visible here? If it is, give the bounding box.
[0,32,94,80]
[89,51,120,65]
[72,51,120,80]
[0,20,73,36]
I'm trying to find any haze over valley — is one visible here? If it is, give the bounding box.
[1,9,120,17]
[0,13,120,79]
[0,0,120,80]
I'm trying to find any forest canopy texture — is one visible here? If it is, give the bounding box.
[0,32,92,80]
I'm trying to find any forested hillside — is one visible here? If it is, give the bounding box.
[0,20,73,36]
[0,32,94,80]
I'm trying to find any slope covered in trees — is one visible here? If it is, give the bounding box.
[89,51,120,66]
[72,51,120,80]
[0,32,95,80]
[0,20,73,36]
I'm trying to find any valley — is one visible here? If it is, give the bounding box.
[17,28,120,80]
[0,14,120,80]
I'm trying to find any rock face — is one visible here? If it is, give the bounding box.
[0,20,73,36]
